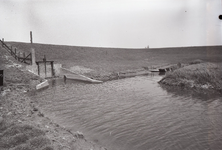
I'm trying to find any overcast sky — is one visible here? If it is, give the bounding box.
[1,0,222,48]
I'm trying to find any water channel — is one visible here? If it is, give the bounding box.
[32,75,222,150]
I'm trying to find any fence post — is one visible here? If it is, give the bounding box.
[36,62,40,75]
[43,55,47,78]
[51,61,54,77]
[30,31,33,44]
[31,48,35,65]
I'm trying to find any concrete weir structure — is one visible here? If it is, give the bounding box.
[26,49,102,90]
[60,67,103,83]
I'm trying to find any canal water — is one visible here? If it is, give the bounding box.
[32,75,222,150]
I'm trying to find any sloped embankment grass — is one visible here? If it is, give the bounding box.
[6,42,222,73]
[159,63,222,92]
[0,120,53,150]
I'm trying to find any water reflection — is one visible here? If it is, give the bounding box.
[160,84,222,101]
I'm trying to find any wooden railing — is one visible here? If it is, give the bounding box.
[0,39,32,64]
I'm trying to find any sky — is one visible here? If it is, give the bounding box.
[1,0,222,48]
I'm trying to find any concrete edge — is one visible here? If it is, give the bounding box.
[36,80,49,90]
[64,74,103,83]
[61,67,103,83]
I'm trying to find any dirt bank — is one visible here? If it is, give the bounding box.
[159,62,222,93]
[0,47,106,150]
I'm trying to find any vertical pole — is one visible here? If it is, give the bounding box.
[30,31,33,44]
[43,55,46,78]
[31,48,35,65]
[36,62,40,75]
[51,62,54,77]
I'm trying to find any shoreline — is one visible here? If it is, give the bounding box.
[1,49,167,150]
[0,51,107,149]
[158,62,222,94]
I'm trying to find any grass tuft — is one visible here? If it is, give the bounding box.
[29,136,51,149]
[0,119,53,150]
[41,146,54,150]
[11,144,32,150]
[0,133,29,148]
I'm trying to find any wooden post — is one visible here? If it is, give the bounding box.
[36,62,40,75]
[51,61,54,77]
[30,31,33,44]
[31,48,35,65]
[43,55,46,78]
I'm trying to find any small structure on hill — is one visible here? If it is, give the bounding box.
[36,55,55,78]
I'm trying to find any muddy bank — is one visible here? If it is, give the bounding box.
[0,48,107,150]
[159,62,222,93]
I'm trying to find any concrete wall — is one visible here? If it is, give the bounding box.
[26,63,62,78]
[54,64,62,77]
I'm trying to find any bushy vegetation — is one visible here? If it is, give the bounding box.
[0,120,53,150]
[159,63,222,92]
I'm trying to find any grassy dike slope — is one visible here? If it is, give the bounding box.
[7,42,222,80]
[159,62,222,93]
[0,47,106,150]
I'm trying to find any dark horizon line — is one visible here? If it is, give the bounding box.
[4,40,222,50]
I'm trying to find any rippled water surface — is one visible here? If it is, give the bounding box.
[32,76,222,150]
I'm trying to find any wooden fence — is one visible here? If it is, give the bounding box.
[0,39,32,65]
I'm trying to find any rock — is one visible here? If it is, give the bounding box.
[75,131,84,139]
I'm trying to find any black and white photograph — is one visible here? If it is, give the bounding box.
[0,0,222,150]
